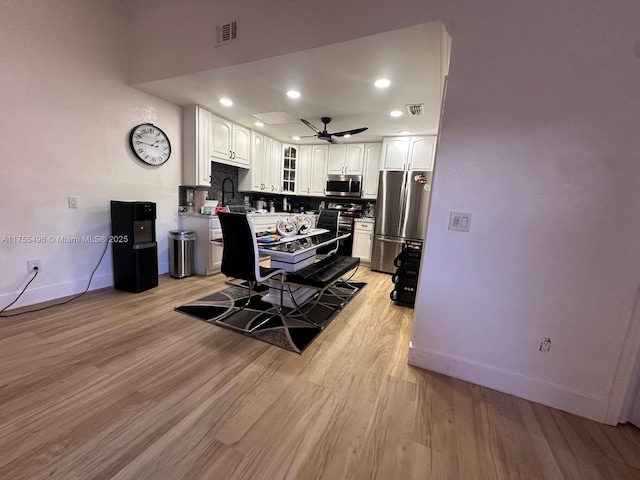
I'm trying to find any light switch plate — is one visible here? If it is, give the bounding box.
[448,211,472,232]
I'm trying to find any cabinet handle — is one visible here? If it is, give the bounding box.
[232,152,236,159]
[229,151,232,158]
[307,188,310,194]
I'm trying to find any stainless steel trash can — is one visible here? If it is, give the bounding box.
[169,230,195,278]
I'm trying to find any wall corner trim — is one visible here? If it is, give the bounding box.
[408,342,612,424]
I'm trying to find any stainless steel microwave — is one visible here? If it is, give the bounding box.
[325,174,362,197]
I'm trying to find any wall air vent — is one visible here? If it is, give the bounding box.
[216,21,238,46]
[406,103,424,116]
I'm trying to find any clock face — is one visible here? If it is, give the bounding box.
[129,123,171,166]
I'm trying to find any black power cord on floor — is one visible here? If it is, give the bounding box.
[0,239,110,318]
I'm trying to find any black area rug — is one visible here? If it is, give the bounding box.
[175,281,366,354]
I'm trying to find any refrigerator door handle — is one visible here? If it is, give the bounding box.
[376,237,405,244]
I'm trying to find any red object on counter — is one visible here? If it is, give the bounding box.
[214,206,229,215]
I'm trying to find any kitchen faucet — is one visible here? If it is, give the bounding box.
[221,177,235,207]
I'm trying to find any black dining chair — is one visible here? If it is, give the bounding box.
[315,209,340,257]
[217,212,286,332]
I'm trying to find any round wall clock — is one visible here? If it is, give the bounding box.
[129,123,172,166]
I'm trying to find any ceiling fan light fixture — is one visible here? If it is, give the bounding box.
[292,136,300,140]
[374,78,391,88]
[286,90,301,99]
[390,110,403,117]
[254,121,264,127]
[219,98,233,106]
[399,131,410,135]
[343,134,351,138]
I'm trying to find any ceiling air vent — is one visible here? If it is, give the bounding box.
[216,21,238,46]
[406,103,424,116]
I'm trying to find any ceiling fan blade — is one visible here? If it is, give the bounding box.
[331,127,368,137]
[301,118,320,133]
[327,137,340,144]
[298,134,317,138]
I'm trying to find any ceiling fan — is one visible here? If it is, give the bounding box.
[300,117,368,144]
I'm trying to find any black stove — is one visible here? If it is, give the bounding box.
[325,202,363,255]
[326,202,363,231]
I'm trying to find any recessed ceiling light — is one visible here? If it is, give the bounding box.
[374,78,391,88]
[399,131,410,135]
[343,134,351,138]
[286,90,301,99]
[219,98,233,106]
[292,136,300,140]
[254,121,265,127]
[390,110,403,117]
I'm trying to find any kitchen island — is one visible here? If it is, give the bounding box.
[178,212,317,275]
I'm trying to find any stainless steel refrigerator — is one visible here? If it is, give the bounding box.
[370,170,433,274]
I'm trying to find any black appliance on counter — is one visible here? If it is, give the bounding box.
[110,200,158,293]
[325,201,363,256]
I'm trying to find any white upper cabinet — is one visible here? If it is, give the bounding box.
[262,135,279,193]
[271,140,283,193]
[182,105,212,186]
[282,144,297,194]
[238,132,282,193]
[362,143,382,199]
[310,144,329,196]
[382,136,436,171]
[297,145,312,196]
[408,136,436,171]
[232,124,250,168]
[209,114,250,169]
[297,144,327,196]
[327,143,365,174]
[210,115,232,161]
[381,137,410,170]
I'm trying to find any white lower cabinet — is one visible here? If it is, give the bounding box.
[352,220,374,263]
[179,215,222,276]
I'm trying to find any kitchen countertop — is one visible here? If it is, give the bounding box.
[179,211,317,218]
[356,217,375,223]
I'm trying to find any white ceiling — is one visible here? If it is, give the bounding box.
[133,22,447,144]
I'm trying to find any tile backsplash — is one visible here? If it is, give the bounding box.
[179,162,239,207]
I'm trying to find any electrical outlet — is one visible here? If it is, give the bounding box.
[27,259,42,273]
[68,196,78,209]
[540,337,551,353]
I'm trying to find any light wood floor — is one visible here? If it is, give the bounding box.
[1,267,639,480]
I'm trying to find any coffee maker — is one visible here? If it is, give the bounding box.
[282,197,292,212]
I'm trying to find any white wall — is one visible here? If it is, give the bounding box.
[410,1,640,423]
[125,0,640,422]
[0,0,182,309]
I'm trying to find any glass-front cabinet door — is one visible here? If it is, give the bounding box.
[282,146,297,194]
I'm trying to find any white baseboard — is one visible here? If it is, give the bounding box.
[0,273,114,311]
[408,342,611,424]
[1,261,168,311]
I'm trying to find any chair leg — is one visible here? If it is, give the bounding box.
[327,266,360,302]
[238,281,254,309]
[283,283,323,328]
